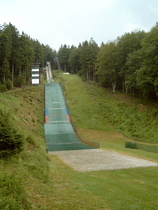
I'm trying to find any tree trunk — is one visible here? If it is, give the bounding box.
[86,70,89,81]
[56,57,61,69]
[125,79,128,94]
[19,69,21,78]
[112,81,116,93]
[122,79,125,93]
[12,64,14,87]
[64,64,66,72]
[25,67,27,85]
[93,69,96,82]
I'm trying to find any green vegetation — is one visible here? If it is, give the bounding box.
[58,23,158,100]
[49,155,158,210]
[0,72,158,209]
[59,73,158,144]
[1,19,158,209]
[2,21,158,100]
[0,23,56,90]
[0,109,24,157]
[0,83,50,209]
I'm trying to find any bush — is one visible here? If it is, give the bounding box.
[5,79,12,90]
[0,83,7,92]
[0,109,24,158]
[13,75,25,87]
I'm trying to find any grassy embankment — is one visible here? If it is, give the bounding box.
[0,81,51,209]
[0,71,158,209]
[58,73,158,161]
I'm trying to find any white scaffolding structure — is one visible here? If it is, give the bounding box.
[46,61,54,83]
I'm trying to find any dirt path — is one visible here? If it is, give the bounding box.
[49,149,158,172]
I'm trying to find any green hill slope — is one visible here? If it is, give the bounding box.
[0,84,50,209]
[59,73,158,144]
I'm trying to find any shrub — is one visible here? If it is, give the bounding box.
[0,109,24,158]
[13,75,25,87]
[0,83,7,92]
[5,79,12,90]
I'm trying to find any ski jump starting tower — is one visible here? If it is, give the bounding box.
[46,61,53,83]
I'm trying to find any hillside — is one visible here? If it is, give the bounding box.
[0,82,51,208]
[0,72,158,209]
[58,73,158,144]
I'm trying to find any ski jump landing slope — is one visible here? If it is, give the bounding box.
[44,83,96,152]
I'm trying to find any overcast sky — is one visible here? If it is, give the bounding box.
[1,0,158,50]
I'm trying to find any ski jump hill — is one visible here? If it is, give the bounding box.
[44,82,98,151]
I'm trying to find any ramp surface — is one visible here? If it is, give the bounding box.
[44,83,95,151]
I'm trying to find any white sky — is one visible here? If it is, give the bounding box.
[1,0,158,51]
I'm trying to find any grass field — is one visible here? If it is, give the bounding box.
[0,72,158,209]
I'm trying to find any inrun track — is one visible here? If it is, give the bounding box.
[44,82,96,151]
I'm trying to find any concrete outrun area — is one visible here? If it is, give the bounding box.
[49,149,158,172]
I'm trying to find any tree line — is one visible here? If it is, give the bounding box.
[1,22,158,100]
[58,23,158,100]
[0,23,56,91]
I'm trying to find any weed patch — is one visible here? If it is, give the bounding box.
[0,171,31,209]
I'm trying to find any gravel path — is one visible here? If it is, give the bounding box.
[49,149,158,172]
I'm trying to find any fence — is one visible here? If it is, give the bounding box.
[125,142,158,153]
